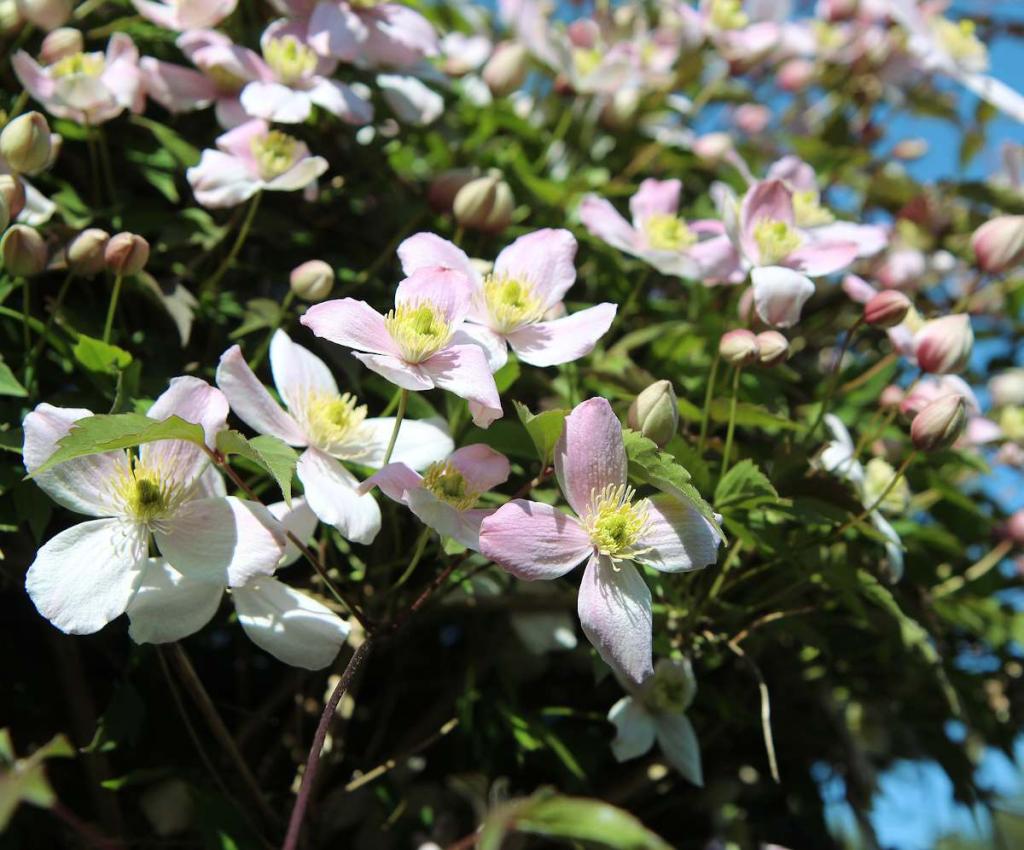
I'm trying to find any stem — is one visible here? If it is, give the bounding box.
[382,389,408,465]
[96,127,118,219]
[807,316,864,442]
[2,91,29,127]
[380,386,403,417]
[248,290,295,370]
[282,640,373,850]
[201,192,261,296]
[719,366,742,478]
[21,275,31,361]
[102,273,123,344]
[697,350,720,456]
[831,452,916,540]
[391,526,431,590]
[26,271,74,394]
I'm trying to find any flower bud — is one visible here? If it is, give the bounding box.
[914,314,973,374]
[733,103,770,134]
[104,232,149,276]
[0,173,26,220]
[719,329,760,366]
[777,58,814,92]
[754,330,789,367]
[40,26,83,64]
[911,394,967,451]
[880,384,904,409]
[627,380,678,448]
[999,406,1024,443]
[0,191,8,232]
[990,369,1024,409]
[482,41,528,98]
[692,132,733,164]
[971,215,1024,274]
[1,224,47,276]
[290,259,334,302]
[0,111,52,174]
[864,290,911,328]
[427,167,479,213]
[453,171,514,233]
[1005,510,1024,547]
[15,0,71,30]
[67,228,110,276]
[891,138,928,161]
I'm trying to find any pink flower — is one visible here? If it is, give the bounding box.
[216,330,453,544]
[239,18,372,124]
[186,119,328,208]
[361,444,510,550]
[308,0,439,70]
[23,377,286,635]
[479,398,722,684]
[397,229,616,371]
[301,269,503,428]
[133,0,237,31]
[13,33,144,125]
[579,179,740,281]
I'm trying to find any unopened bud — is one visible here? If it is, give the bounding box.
[453,171,514,233]
[911,394,967,451]
[891,138,929,161]
[482,41,528,98]
[427,167,479,213]
[755,330,789,367]
[990,369,1024,408]
[290,259,334,302]
[999,406,1024,443]
[971,215,1024,274]
[914,314,973,374]
[104,232,149,276]
[0,174,26,220]
[777,58,814,92]
[0,111,52,174]
[692,133,733,164]
[627,380,678,448]
[719,329,760,366]
[39,26,82,64]
[0,191,8,232]
[880,384,905,409]
[1,224,47,276]
[67,228,110,276]
[15,0,71,30]
[864,290,911,328]
[1005,510,1024,547]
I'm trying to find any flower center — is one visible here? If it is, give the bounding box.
[113,458,182,524]
[384,302,453,363]
[710,0,748,30]
[421,461,478,510]
[792,191,834,228]
[934,18,988,71]
[50,52,105,78]
[643,214,697,251]
[754,218,802,265]
[251,130,300,180]
[206,63,245,93]
[573,47,603,79]
[583,484,650,559]
[263,35,318,85]
[643,669,690,714]
[482,275,546,333]
[348,0,383,8]
[301,391,367,450]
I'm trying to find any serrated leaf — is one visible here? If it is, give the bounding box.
[714,459,779,510]
[513,401,567,467]
[30,414,205,478]
[0,361,27,397]
[73,334,133,375]
[216,430,298,504]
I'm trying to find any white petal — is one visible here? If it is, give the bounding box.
[654,714,703,786]
[634,495,722,573]
[296,447,381,544]
[127,558,223,644]
[268,497,318,567]
[269,329,338,412]
[346,416,454,469]
[216,344,308,446]
[608,696,657,762]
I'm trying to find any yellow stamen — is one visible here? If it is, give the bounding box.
[573,47,603,79]
[206,64,245,93]
[934,18,988,71]
[300,391,367,450]
[263,35,318,85]
[792,191,834,228]
[113,457,183,524]
[251,130,300,180]
[710,0,748,31]
[421,461,478,510]
[384,302,453,363]
[583,483,651,559]
[643,667,690,714]
[753,218,802,264]
[643,213,698,251]
[50,52,105,78]
[482,275,546,333]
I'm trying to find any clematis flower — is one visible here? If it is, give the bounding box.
[397,228,616,371]
[579,179,741,281]
[186,119,328,208]
[307,0,439,70]
[239,18,372,124]
[376,74,444,126]
[301,268,503,428]
[216,329,453,544]
[361,444,510,550]
[479,398,722,684]
[608,658,702,786]
[900,376,1001,448]
[13,33,144,125]
[133,0,237,31]
[23,377,287,635]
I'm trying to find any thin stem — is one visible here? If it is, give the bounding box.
[26,271,74,394]
[0,304,70,354]
[282,640,373,850]
[719,366,742,479]
[382,389,408,465]
[21,275,31,361]
[2,91,29,127]
[96,127,118,219]
[86,134,101,208]
[697,350,720,457]
[840,451,915,534]
[201,192,261,296]
[391,526,431,590]
[380,386,403,417]
[728,640,780,783]
[102,273,123,344]
[807,316,864,443]
[248,289,295,370]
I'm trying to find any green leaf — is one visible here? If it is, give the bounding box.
[0,730,74,830]
[216,430,298,504]
[73,334,133,375]
[84,683,145,754]
[30,414,205,478]
[714,459,779,511]
[130,115,201,166]
[0,361,27,397]
[513,401,568,467]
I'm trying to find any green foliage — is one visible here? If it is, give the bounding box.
[215,430,298,504]
[513,401,567,467]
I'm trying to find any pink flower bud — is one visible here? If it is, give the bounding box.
[733,103,770,134]
[482,41,528,98]
[0,174,26,220]
[0,111,51,174]
[104,232,149,276]
[15,0,71,30]
[627,380,678,448]
[990,369,1024,409]
[777,59,814,92]
[864,290,911,328]
[40,26,83,64]
[914,314,973,374]
[453,171,514,233]
[880,384,905,409]
[755,330,789,367]
[692,133,733,164]
[1,224,47,276]
[911,394,967,451]
[971,215,1024,274]
[290,259,334,302]
[1005,510,1024,546]
[719,329,760,366]
[67,228,110,276]
[892,138,929,161]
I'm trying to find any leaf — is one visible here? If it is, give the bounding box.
[0,361,27,397]
[714,459,779,511]
[230,298,283,339]
[130,115,201,166]
[30,414,205,478]
[73,334,133,375]
[623,429,724,539]
[84,683,145,754]
[708,399,803,432]
[216,430,298,504]
[0,730,74,830]
[513,401,568,467]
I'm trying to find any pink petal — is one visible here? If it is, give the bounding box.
[577,554,653,686]
[787,240,859,276]
[264,155,328,193]
[506,303,616,368]
[554,397,627,518]
[361,4,439,68]
[842,273,877,304]
[301,298,401,357]
[268,497,319,567]
[216,345,308,445]
[406,490,487,550]
[140,57,217,112]
[493,229,578,311]
[269,330,338,412]
[307,77,374,124]
[687,233,744,284]
[240,81,312,123]
[629,178,682,226]
[296,447,381,544]
[308,1,366,62]
[451,324,508,371]
[187,149,260,208]
[397,232,478,281]
[359,462,422,503]
[12,51,56,102]
[419,344,502,427]
[634,495,722,573]
[351,351,434,390]
[578,195,639,254]
[394,268,474,326]
[740,179,795,261]
[751,266,815,328]
[812,222,888,258]
[765,155,817,192]
[450,444,510,493]
[479,499,591,580]
[216,118,268,162]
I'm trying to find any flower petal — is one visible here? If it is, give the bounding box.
[187,149,259,208]
[301,298,401,357]
[348,416,454,470]
[296,447,381,544]
[140,57,217,112]
[634,495,722,573]
[506,303,616,367]
[359,462,422,503]
[450,444,510,492]
[578,195,639,254]
[493,229,578,310]
[265,155,328,192]
[352,351,434,390]
[420,345,503,428]
[397,232,478,282]
[554,397,627,518]
[127,558,223,644]
[451,323,508,372]
[216,344,308,445]
[395,268,474,326]
[239,81,312,123]
[268,497,319,567]
[479,499,591,580]
[751,266,815,328]
[629,178,682,225]
[741,179,795,261]
[307,77,373,124]
[269,329,338,411]
[608,695,657,762]
[654,714,703,786]
[406,489,483,550]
